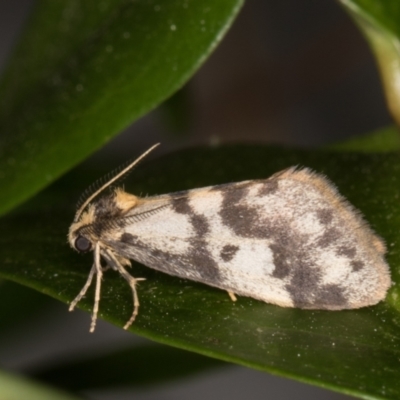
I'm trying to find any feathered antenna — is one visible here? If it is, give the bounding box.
[75,161,130,212]
[74,143,160,221]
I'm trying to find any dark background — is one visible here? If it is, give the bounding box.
[0,1,392,399]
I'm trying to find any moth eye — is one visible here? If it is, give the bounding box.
[75,235,92,253]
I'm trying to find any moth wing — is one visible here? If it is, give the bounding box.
[105,169,391,310]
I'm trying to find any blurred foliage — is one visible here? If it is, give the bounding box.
[339,0,400,126]
[0,368,80,400]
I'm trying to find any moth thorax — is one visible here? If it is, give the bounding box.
[114,188,139,212]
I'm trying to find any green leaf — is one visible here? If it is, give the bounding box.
[32,343,225,391]
[0,368,81,400]
[0,0,243,216]
[339,0,400,125]
[328,125,400,152]
[0,281,53,334]
[1,145,400,399]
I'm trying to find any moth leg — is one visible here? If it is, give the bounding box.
[69,263,97,312]
[120,271,145,330]
[105,250,145,330]
[228,291,237,302]
[89,242,104,333]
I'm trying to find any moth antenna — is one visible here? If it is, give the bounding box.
[75,143,160,221]
[76,159,138,212]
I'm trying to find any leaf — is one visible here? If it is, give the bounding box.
[0,281,53,334]
[339,0,400,125]
[31,343,226,391]
[0,368,81,400]
[328,125,400,152]
[1,145,400,399]
[0,0,244,216]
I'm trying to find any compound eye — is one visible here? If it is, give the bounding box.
[75,235,92,253]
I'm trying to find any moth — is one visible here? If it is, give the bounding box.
[68,144,391,332]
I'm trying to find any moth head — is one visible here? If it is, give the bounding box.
[68,143,159,254]
[68,206,95,253]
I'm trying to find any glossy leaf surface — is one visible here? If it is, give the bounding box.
[0,0,243,215]
[1,145,400,399]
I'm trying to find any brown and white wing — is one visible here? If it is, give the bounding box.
[105,168,390,310]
